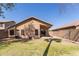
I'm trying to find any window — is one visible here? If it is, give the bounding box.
[21,29,24,35]
[40,29,46,36]
[35,29,38,35]
[0,24,3,27]
[10,30,14,35]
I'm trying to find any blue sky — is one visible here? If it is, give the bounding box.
[0,3,79,29]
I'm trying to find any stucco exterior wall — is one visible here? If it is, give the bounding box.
[52,27,76,39]
[16,19,50,38]
[0,30,8,39]
[16,19,50,30]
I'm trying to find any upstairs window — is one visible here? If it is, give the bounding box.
[0,24,3,27]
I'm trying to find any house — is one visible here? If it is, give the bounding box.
[0,21,16,39]
[8,17,52,39]
[51,20,79,41]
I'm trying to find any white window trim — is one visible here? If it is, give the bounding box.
[0,24,5,29]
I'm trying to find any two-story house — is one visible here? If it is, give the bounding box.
[0,21,16,39]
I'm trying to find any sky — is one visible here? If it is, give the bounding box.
[0,3,79,29]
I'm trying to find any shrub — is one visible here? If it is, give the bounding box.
[44,39,50,42]
[53,38,62,42]
[44,38,53,42]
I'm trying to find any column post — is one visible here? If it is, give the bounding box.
[38,25,41,38]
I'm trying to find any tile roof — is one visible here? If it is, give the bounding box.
[52,20,79,30]
[16,17,52,26]
[7,17,52,29]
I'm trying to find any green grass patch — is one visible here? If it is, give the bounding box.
[0,39,79,56]
[48,41,79,56]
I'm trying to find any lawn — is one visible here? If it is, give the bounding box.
[0,39,79,56]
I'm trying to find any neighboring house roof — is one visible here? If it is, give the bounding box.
[8,17,52,29]
[52,20,79,31]
[0,21,15,23]
[6,21,16,28]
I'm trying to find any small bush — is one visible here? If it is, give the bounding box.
[44,38,53,42]
[44,39,50,42]
[53,38,62,42]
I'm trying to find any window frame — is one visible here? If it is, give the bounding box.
[10,30,15,35]
[0,23,4,27]
[35,29,38,35]
[21,29,25,35]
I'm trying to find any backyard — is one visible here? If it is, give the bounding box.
[0,39,79,56]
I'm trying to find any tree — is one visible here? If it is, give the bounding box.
[0,3,15,18]
[24,22,35,40]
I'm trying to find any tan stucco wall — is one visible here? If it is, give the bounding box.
[52,27,76,39]
[49,30,53,37]
[16,20,50,30]
[16,19,50,38]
